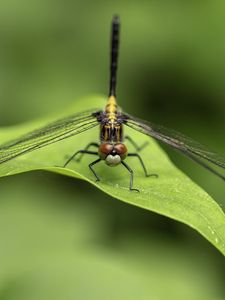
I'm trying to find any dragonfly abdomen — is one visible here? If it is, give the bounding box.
[105,95,118,115]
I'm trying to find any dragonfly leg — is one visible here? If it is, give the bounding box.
[121,161,139,192]
[63,150,98,168]
[74,142,99,162]
[124,135,148,151]
[89,158,102,181]
[128,153,158,178]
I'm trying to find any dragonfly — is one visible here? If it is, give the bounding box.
[0,16,224,191]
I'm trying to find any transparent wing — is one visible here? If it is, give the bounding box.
[0,109,101,164]
[123,113,225,181]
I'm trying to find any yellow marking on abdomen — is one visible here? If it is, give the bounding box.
[105,95,118,122]
[105,95,118,114]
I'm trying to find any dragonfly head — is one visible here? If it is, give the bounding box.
[98,143,127,167]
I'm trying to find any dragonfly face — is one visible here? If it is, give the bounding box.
[98,142,127,166]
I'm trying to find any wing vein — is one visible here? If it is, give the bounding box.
[0,110,101,164]
[123,113,225,180]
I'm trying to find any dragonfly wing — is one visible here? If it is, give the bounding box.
[0,110,101,164]
[123,113,225,180]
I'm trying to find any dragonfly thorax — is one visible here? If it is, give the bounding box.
[100,123,123,143]
[98,143,127,166]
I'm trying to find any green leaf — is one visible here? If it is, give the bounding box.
[1,178,224,300]
[0,95,224,255]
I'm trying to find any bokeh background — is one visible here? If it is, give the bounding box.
[0,1,224,299]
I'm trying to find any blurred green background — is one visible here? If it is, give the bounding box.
[0,0,224,299]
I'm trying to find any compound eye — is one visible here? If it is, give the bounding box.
[98,143,113,159]
[114,143,127,160]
